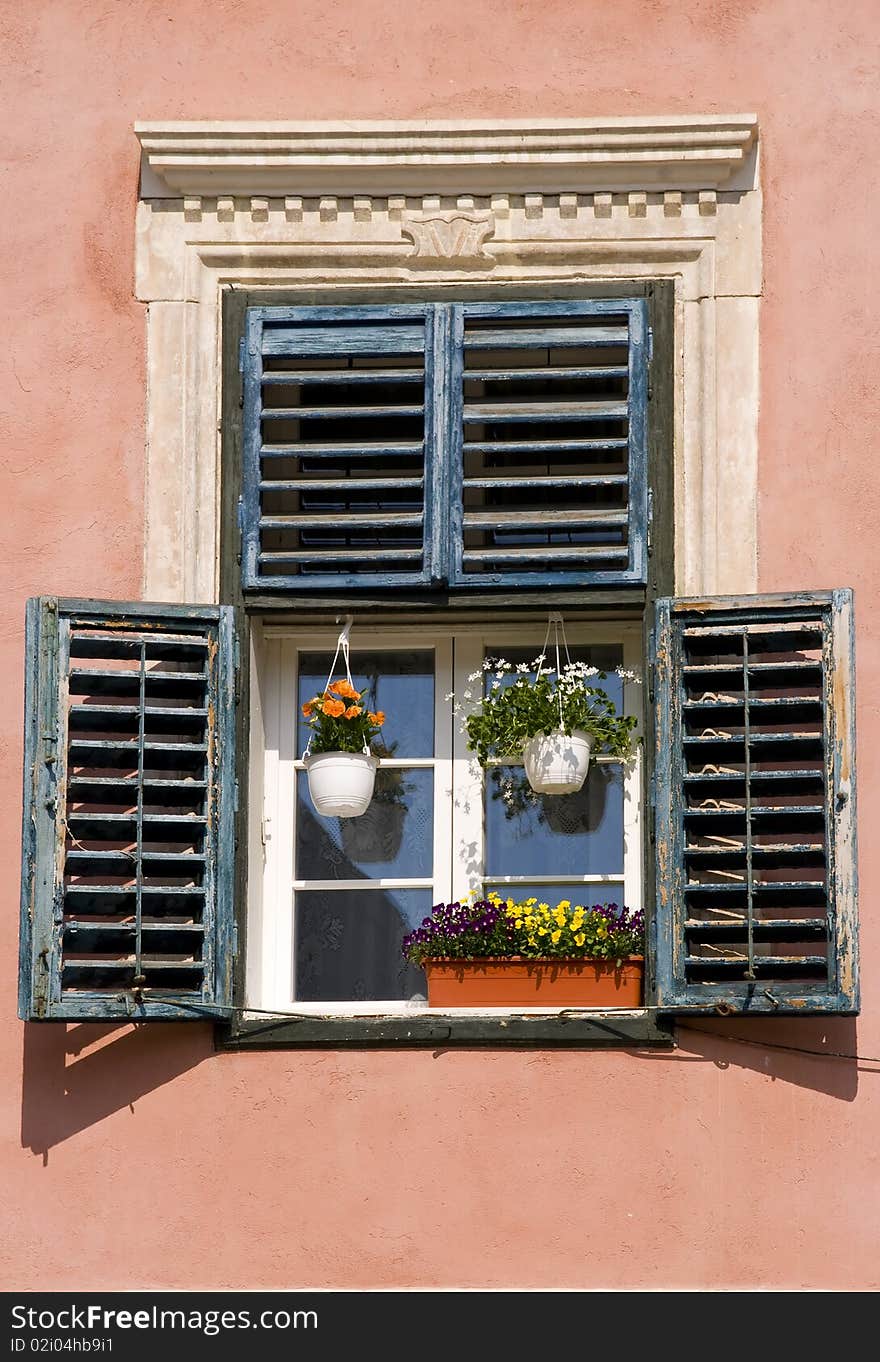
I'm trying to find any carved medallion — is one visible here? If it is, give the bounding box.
[401,210,495,266]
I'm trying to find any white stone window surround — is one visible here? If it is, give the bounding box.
[134,115,761,602]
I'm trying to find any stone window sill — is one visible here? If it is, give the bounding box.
[216,1009,674,1050]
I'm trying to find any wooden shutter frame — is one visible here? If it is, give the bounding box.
[652,589,859,1015]
[19,598,238,1021]
[447,297,649,590]
[240,303,442,593]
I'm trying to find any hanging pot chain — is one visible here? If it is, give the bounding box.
[539,611,574,732]
[303,614,370,759]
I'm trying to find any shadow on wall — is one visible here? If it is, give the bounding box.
[645,1016,864,1101]
[20,1021,213,1164]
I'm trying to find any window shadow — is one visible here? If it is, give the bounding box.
[20,1020,213,1164]
[663,1016,862,1101]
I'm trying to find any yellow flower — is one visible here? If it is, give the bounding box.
[558,900,571,910]
[574,932,586,947]
[515,919,523,929]
[507,898,515,910]
[538,903,549,912]
[538,927,548,936]
[551,929,562,944]
[526,897,538,907]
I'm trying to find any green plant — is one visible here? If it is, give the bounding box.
[402,893,645,967]
[301,679,386,755]
[456,656,639,766]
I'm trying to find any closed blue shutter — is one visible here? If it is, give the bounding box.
[653,590,858,1014]
[19,598,237,1021]
[447,299,648,588]
[241,305,443,591]
[240,297,649,595]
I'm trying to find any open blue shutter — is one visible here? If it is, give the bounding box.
[653,590,858,1014]
[241,305,442,591]
[447,298,648,588]
[19,598,237,1021]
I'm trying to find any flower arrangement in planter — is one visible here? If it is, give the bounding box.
[302,680,387,819]
[402,893,645,1008]
[457,653,638,796]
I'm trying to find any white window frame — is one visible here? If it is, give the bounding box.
[249,619,642,1015]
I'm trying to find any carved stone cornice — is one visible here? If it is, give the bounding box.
[135,116,758,197]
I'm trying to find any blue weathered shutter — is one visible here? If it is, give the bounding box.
[653,590,858,1014]
[241,304,443,591]
[19,598,237,1021]
[447,299,648,588]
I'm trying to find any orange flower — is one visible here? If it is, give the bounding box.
[368,710,385,727]
[322,698,346,718]
[329,679,360,701]
[301,700,315,718]
[344,704,362,718]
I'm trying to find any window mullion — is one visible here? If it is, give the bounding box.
[451,633,485,899]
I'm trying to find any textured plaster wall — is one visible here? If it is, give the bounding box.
[1,0,878,1290]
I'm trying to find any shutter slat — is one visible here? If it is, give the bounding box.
[259,511,423,530]
[258,548,423,565]
[261,477,424,493]
[261,441,424,458]
[465,365,629,382]
[19,598,236,1021]
[462,399,628,422]
[463,474,627,490]
[462,509,628,530]
[463,438,628,454]
[464,325,628,348]
[261,368,424,385]
[262,404,425,420]
[262,324,426,355]
[463,545,629,564]
[653,590,858,1015]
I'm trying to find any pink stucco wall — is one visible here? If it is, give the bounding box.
[1,0,879,1290]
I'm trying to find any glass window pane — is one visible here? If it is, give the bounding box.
[484,882,626,912]
[295,888,432,1002]
[297,768,434,880]
[297,649,434,757]
[485,765,624,877]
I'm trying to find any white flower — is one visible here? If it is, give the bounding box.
[444,692,454,701]
[515,662,530,674]
[483,659,494,671]
[491,680,502,690]
[463,689,473,701]
[468,671,482,683]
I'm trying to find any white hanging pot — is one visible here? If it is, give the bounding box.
[522,730,591,796]
[304,750,378,818]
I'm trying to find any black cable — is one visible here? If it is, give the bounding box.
[137,991,880,1063]
[676,1023,880,1066]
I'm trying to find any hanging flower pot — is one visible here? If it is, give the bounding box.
[455,615,638,797]
[300,615,386,821]
[304,749,378,818]
[522,729,591,795]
